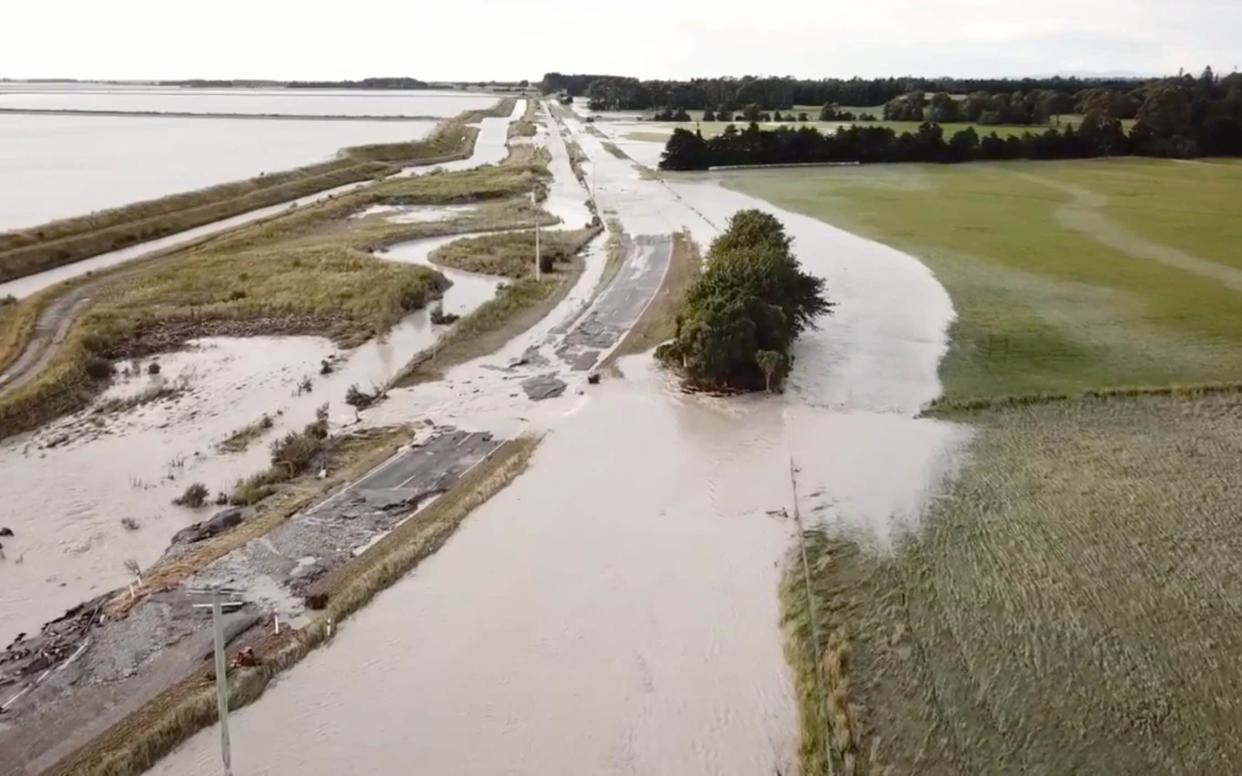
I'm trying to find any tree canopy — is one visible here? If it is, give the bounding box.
[539,73,1147,111]
[656,211,832,391]
[659,73,1242,170]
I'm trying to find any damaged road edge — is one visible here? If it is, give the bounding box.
[2,434,539,776]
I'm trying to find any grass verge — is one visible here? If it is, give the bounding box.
[53,434,538,776]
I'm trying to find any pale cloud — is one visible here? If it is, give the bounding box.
[2,0,1236,81]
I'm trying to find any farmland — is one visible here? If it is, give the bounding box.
[725,158,1242,403]
[784,392,1242,774]
[729,157,1242,773]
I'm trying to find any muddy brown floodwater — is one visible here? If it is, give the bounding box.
[147,112,966,775]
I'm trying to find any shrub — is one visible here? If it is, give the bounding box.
[345,384,377,414]
[173,482,209,508]
[270,430,322,476]
[84,357,114,380]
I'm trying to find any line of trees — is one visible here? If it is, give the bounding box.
[655,211,831,392]
[540,73,1153,112]
[660,79,1242,169]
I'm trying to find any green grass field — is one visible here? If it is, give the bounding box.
[725,158,1242,403]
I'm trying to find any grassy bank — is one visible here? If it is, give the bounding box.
[0,98,518,285]
[0,294,40,373]
[56,434,538,776]
[784,393,1242,774]
[724,158,1242,405]
[396,227,601,384]
[430,227,594,278]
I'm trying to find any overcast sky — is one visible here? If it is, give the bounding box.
[4,0,1238,82]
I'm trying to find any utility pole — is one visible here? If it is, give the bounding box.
[191,586,244,776]
[531,190,542,280]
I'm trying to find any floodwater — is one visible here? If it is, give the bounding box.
[351,203,479,223]
[382,234,506,316]
[0,83,496,118]
[0,113,438,231]
[151,361,799,776]
[148,114,965,775]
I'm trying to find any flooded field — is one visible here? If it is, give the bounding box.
[147,112,963,775]
[0,83,496,117]
[0,113,439,231]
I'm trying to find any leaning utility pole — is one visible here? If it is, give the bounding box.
[190,586,244,776]
[531,190,542,280]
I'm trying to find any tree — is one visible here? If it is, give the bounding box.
[1076,110,1129,156]
[819,103,839,121]
[657,210,832,390]
[708,209,792,257]
[947,127,979,160]
[659,128,709,170]
[755,350,785,392]
[702,108,716,122]
[1136,85,1193,137]
[927,92,959,123]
